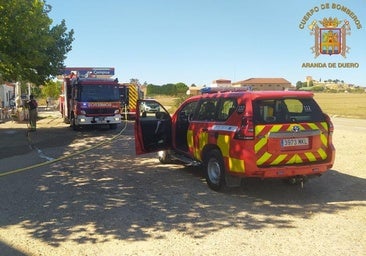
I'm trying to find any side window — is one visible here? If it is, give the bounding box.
[194,99,218,121]
[217,99,237,121]
[178,101,198,122]
[254,100,276,123]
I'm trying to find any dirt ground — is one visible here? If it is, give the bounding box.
[0,113,365,256]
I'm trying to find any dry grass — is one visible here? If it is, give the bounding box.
[151,93,366,119]
[314,93,366,119]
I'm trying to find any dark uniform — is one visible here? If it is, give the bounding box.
[27,95,38,131]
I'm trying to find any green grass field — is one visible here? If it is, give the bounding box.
[314,93,366,119]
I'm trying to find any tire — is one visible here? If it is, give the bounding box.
[71,116,80,131]
[204,149,226,191]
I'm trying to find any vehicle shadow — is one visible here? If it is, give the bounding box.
[0,130,365,248]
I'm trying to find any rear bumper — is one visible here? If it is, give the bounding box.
[248,162,334,178]
[75,115,121,125]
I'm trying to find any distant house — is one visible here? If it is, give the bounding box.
[186,86,202,96]
[211,79,232,87]
[0,83,15,108]
[232,78,293,91]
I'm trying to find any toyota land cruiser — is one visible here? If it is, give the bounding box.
[134,89,335,191]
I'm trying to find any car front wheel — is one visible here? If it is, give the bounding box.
[204,149,225,191]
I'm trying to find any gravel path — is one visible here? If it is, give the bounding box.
[0,116,365,256]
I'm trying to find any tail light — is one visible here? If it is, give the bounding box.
[324,113,334,133]
[234,116,254,140]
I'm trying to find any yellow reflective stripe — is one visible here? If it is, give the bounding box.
[320,122,328,130]
[270,154,287,165]
[217,135,230,157]
[286,154,297,164]
[187,130,193,148]
[257,152,272,165]
[198,132,208,151]
[295,154,303,163]
[270,125,283,132]
[305,152,317,162]
[194,148,201,160]
[320,133,328,146]
[129,85,138,107]
[255,125,266,135]
[307,123,319,130]
[255,138,267,153]
[317,148,327,160]
[229,157,245,173]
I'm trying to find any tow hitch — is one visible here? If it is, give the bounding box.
[286,176,308,188]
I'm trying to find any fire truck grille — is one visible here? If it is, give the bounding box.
[84,108,116,116]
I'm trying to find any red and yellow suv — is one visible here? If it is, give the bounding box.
[134,89,335,191]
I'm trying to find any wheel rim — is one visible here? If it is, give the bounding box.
[207,158,221,185]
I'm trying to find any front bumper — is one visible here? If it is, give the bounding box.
[74,115,121,126]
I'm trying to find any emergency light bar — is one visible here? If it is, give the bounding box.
[201,86,252,94]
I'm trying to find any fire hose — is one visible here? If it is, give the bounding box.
[0,113,129,178]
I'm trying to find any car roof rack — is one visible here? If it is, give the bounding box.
[200,86,252,94]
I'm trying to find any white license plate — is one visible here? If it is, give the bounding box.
[282,138,309,147]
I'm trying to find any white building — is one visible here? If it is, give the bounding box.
[211,79,232,87]
[0,83,15,107]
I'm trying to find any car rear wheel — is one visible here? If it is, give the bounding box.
[204,149,225,191]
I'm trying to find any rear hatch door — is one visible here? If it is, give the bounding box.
[253,97,331,167]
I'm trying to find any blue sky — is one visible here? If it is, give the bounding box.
[47,0,366,86]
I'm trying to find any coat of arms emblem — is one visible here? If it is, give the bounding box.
[308,17,351,58]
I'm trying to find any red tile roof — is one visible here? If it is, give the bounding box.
[233,78,291,84]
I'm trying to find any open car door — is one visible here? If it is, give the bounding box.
[134,100,172,155]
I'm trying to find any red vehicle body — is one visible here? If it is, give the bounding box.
[59,75,121,130]
[134,89,336,191]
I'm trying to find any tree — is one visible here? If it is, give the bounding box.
[130,78,141,87]
[0,0,74,84]
[296,81,303,89]
[175,82,188,94]
[41,80,61,99]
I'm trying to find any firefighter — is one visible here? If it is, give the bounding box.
[27,94,38,131]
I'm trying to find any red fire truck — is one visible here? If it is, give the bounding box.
[59,73,121,130]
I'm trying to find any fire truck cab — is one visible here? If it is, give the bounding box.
[60,74,121,130]
[134,89,335,191]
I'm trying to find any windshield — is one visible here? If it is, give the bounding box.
[78,84,120,102]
